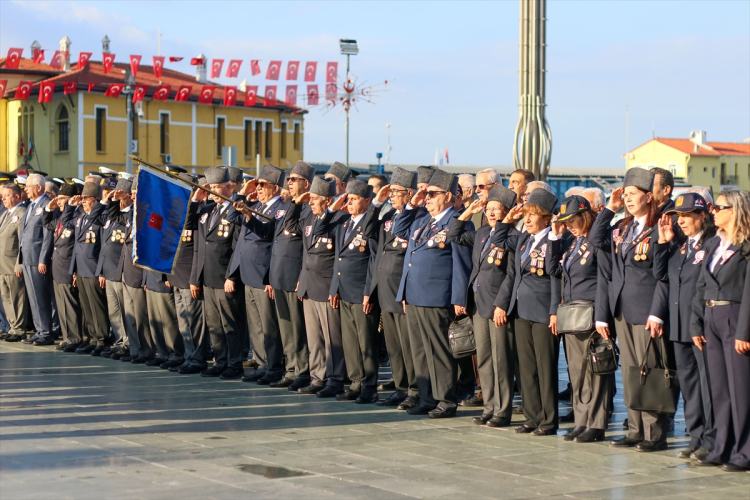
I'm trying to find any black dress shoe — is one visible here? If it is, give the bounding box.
[378,380,396,391]
[131,357,150,364]
[376,392,407,407]
[721,463,749,472]
[559,410,575,423]
[355,392,379,404]
[694,456,720,467]
[242,370,265,382]
[691,448,710,461]
[406,404,434,415]
[428,406,457,419]
[486,416,511,428]
[335,389,360,401]
[256,376,276,386]
[678,446,698,459]
[270,377,296,388]
[563,426,587,441]
[610,436,641,447]
[622,417,629,430]
[100,347,113,358]
[33,339,55,346]
[558,387,571,401]
[532,427,557,436]
[20,337,37,344]
[636,440,667,452]
[459,395,483,407]
[297,383,325,395]
[219,367,244,380]
[144,358,165,366]
[76,344,95,354]
[168,364,183,372]
[55,342,70,350]
[515,425,536,434]
[4,334,23,342]
[119,355,133,362]
[160,360,182,370]
[63,343,80,353]
[512,405,524,415]
[473,414,493,426]
[397,396,418,410]
[575,428,605,443]
[288,377,310,392]
[317,385,343,398]
[110,351,124,360]
[201,366,225,377]
[179,365,203,375]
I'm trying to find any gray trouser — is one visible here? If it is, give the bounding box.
[123,284,153,359]
[615,310,668,442]
[78,276,110,346]
[515,317,559,431]
[381,310,417,397]
[146,289,183,361]
[245,285,283,379]
[23,264,56,339]
[474,312,514,420]
[566,332,612,430]
[204,286,243,370]
[340,299,380,394]
[105,280,127,347]
[174,287,203,363]
[53,281,82,344]
[274,288,309,380]
[303,298,345,388]
[0,274,30,336]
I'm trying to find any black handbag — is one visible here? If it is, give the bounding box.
[448,315,476,359]
[623,336,680,413]
[556,300,595,335]
[577,332,619,404]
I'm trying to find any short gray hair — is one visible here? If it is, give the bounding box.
[457,174,476,188]
[582,187,606,208]
[686,186,713,205]
[475,168,498,184]
[26,173,45,187]
[565,186,585,197]
[527,180,554,194]
[45,181,59,196]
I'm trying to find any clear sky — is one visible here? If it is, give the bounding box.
[2,0,748,168]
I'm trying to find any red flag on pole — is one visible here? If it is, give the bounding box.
[104,83,125,98]
[78,52,92,68]
[175,85,192,102]
[326,62,338,83]
[198,85,216,104]
[132,84,148,103]
[304,62,317,82]
[223,86,237,106]
[266,61,281,80]
[307,84,319,105]
[33,49,45,64]
[286,61,299,81]
[5,48,22,69]
[102,53,116,74]
[0,80,7,99]
[190,57,204,66]
[285,85,297,106]
[88,83,95,92]
[250,60,261,76]
[19,137,25,157]
[49,51,67,69]
[38,82,54,103]
[210,59,224,79]
[169,56,183,62]
[325,83,337,102]
[153,85,171,102]
[15,81,32,100]
[264,86,277,107]
[129,55,142,76]
[63,82,77,95]
[152,56,165,79]
[226,59,242,78]
[244,86,258,107]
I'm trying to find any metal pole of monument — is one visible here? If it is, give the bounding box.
[345,53,350,167]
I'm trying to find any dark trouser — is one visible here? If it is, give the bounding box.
[515,317,559,431]
[274,288,309,380]
[105,280,127,347]
[174,287,203,364]
[381,310,417,397]
[1,274,30,336]
[474,309,514,420]
[406,304,457,409]
[340,299,380,395]
[674,341,716,450]
[705,304,750,467]
[303,298,345,388]
[123,284,153,359]
[245,285,283,379]
[615,309,668,442]
[23,264,57,340]
[457,356,476,394]
[204,286,243,370]
[566,332,612,430]
[146,289,183,362]
[78,276,110,346]
[53,281,82,345]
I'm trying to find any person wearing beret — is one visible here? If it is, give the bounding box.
[0,183,32,343]
[325,162,351,200]
[391,169,474,418]
[652,193,717,461]
[449,184,517,427]
[225,164,287,385]
[494,188,562,435]
[690,189,750,471]
[189,166,245,380]
[61,182,111,355]
[589,167,670,452]
[368,167,419,409]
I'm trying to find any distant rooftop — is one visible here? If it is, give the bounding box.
[310,162,626,178]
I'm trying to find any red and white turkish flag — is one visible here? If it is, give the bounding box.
[169,56,183,62]
[102,53,116,74]
[244,86,258,107]
[285,85,297,106]
[33,49,45,64]
[38,82,55,103]
[210,59,224,79]
[129,55,142,76]
[223,86,238,107]
[49,51,67,69]
[152,56,165,79]
[198,85,216,104]
[190,57,204,66]
[286,61,299,81]
[132,84,148,103]
[304,62,317,82]
[264,86,277,107]
[307,84,319,106]
[175,85,192,102]
[325,83,337,102]
[0,80,7,99]
[104,83,124,98]
[15,81,32,100]
[153,85,171,102]
[266,61,281,80]
[226,59,242,78]
[326,62,338,83]
[78,52,93,69]
[63,82,78,95]
[5,48,22,69]
[88,83,95,92]
[250,60,261,76]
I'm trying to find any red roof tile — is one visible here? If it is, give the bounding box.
[0,57,63,75]
[655,138,750,157]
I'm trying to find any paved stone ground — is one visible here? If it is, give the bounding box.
[1,342,748,500]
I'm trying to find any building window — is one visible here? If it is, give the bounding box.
[217,118,225,157]
[634,163,643,169]
[18,106,35,154]
[264,122,272,159]
[244,121,252,157]
[712,167,716,179]
[667,162,678,177]
[688,166,692,178]
[720,163,726,184]
[294,122,301,151]
[95,108,106,152]
[56,105,69,152]
[255,122,262,159]
[159,113,170,156]
[280,122,287,159]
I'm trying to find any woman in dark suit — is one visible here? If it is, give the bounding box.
[449,184,517,427]
[495,188,561,436]
[654,193,716,462]
[552,195,612,443]
[690,189,750,472]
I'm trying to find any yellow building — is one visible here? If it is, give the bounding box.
[2,48,305,177]
[625,131,750,193]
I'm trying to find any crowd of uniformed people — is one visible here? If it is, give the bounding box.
[1,162,749,472]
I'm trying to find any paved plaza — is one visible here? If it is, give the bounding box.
[1,342,748,500]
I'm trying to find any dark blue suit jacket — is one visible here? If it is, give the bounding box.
[329,205,379,304]
[95,208,127,282]
[269,201,310,292]
[63,202,107,278]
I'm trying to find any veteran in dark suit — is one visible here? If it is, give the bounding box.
[0,183,31,343]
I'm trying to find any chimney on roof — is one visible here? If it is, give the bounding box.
[30,40,41,61]
[196,53,207,83]
[60,36,72,72]
[689,130,707,147]
[102,35,111,54]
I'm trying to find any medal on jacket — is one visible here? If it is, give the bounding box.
[634,237,650,261]
[182,230,192,242]
[62,229,71,239]
[680,242,687,255]
[217,219,230,237]
[530,250,539,274]
[614,228,623,254]
[580,250,590,265]
[86,230,95,244]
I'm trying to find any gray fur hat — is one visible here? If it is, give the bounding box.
[59,181,80,197]
[488,184,517,210]
[416,166,436,185]
[115,178,133,194]
[623,167,654,192]
[291,160,316,183]
[428,169,459,195]
[177,173,194,185]
[345,179,372,199]
[526,188,558,214]
[390,167,417,190]
[310,177,336,198]
[327,161,351,183]
[227,166,244,183]
[205,166,230,184]
[81,181,101,198]
[259,164,286,186]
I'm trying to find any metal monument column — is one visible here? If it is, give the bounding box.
[513,0,552,180]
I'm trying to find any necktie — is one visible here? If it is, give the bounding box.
[25,202,35,222]
[622,221,638,251]
[482,229,495,253]
[344,221,354,242]
[210,205,222,228]
[418,217,436,242]
[686,238,695,260]
[566,238,583,271]
[521,236,535,262]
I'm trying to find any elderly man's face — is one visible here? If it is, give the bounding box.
[509,172,528,203]
[582,192,602,213]
[475,172,497,202]
[1,188,21,209]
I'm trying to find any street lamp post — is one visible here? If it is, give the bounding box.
[123,68,136,173]
[339,39,358,167]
